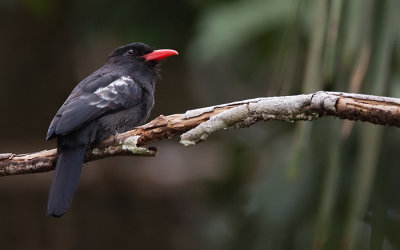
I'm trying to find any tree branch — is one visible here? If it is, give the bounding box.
[2,91,400,176]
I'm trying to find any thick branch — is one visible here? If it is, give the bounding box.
[2,91,400,176]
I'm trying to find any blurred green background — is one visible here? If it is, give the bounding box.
[1,0,400,249]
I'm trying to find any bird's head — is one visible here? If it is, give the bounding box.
[106,42,178,66]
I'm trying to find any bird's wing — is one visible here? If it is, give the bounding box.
[46,75,143,140]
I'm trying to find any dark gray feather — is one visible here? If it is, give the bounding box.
[47,76,142,138]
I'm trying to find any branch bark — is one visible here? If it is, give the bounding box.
[2,91,400,176]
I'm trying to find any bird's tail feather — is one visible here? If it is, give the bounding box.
[47,145,86,217]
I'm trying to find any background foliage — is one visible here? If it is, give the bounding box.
[1,0,400,249]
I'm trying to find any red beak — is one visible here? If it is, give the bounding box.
[142,49,179,61]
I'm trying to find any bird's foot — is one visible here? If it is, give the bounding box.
[113,132,120,144]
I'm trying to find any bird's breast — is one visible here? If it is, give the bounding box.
[94,87,154,142]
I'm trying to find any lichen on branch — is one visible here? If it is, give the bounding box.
[1,91,400,176]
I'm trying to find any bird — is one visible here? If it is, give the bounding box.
[46,42,178,217]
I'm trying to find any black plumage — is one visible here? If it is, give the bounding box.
[46,42,178,217]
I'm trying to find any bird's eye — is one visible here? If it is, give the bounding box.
[127,49,135,55]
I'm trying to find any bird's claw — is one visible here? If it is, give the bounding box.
[113,132,120,144]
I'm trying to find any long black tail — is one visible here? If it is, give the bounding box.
[47,145,86,217]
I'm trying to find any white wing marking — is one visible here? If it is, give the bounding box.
[90,76,134,108]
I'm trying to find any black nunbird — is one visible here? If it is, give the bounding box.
[46,42,178,217]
